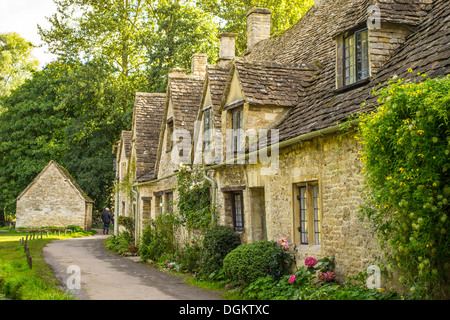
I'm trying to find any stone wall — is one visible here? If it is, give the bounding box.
[368,22,413,75]
[16,164,91,230]
[214,132,383,281]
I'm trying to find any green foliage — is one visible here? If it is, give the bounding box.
[66,225,84,233]
[238,256,397,300]
[223,240,296,283]
[199,225,241,279]
[195,0,314,54]
[358,74,450,299]
[139,211,180,261]
[0,32,39,97]
[178,240,203,273]
[0,63,68,214]
[105,233,132,255]
[176,166,214,231]
[146,0,219,92]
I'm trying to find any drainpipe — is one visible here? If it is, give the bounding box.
[203,171,217,225]
[114,180,119,236]
[131,186,139,247]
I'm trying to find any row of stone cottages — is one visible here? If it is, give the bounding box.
[113,0,449,281]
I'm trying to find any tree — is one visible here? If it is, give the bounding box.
[195,0,314,54]
[0,63,68,215]
[0,32,39,97]
[145,0,219,92]
[38,0,151,111]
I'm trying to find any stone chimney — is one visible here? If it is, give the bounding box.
[191,53,208,77]
[247,7,271,51]
[168,68,187,79]
[217,33,238,67]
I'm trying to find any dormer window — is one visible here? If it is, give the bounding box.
[166,118,173,153]
[232,108,243,154]
[203,107,213,152]
[344,28,369,86]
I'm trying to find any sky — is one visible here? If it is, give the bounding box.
[0,0,58,68]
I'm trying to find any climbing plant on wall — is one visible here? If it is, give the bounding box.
[358,73,450,299]
[176,165,214,232]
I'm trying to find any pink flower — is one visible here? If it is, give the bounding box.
[289,275,296,284]
[305,257,318,268]
[319,271,335,282]
[278,237,289,249]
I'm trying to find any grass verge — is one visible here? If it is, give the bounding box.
[0,229,93,300]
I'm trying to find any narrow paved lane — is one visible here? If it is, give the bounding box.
[43,231,224,300]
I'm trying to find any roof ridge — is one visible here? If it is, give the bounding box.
[235,57,317,71]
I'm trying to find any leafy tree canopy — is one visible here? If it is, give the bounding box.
[0,32,39,97]
[195,0,314,54]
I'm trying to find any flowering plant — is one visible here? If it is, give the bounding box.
[278,237,289,249]
[288,275,296,284]
[305,257,318,268]
[319,271,336,282]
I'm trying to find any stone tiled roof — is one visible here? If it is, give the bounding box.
[225,58,317,108]
[169,75,205,137]
[244,0,448,142]
[203,64,230,128]
[121,130,132,159]
[132,93,166,182]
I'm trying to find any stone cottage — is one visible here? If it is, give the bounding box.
[114,0,449,280]
[15,160,94,231]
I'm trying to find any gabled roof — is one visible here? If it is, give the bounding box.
[169,75,205,137]
[120,130,132,159]
[154,73,205,179]
[15,160,93,203]
[132,93,166,182]
[222,58,316,109]
[198,64,231,129]
[244,0,449,142]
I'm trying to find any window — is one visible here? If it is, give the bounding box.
[166,192,173,213]
[344,28,369,86]
[232,192,244,232]
[142,197,151,221]
[203,108,214,152]
[156,196,163,215]
[166,119,174,152]
[232,108,243,154]
[296,183,321,245]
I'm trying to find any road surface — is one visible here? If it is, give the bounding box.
[43,231,225,300]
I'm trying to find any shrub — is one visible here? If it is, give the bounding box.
[106,233,132,255]
[139,212,180,261]
[358,74,450,299]
[199,225,241,279]
[179,239,202,273]
[223,239,295,284]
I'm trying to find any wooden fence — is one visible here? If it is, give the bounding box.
[18,229,74,269]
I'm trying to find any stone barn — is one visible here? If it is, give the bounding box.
[15,160,94,231]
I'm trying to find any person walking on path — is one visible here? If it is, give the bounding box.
[101,208,112,235]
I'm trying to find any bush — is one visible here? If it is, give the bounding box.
[139,212,179,261]
[179,239,202,273]
[106,233,132,255]
[358,74,450,299]
[199,225,241,279]
[223,240,295,284]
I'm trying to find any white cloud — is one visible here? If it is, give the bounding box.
[0,0,58,67]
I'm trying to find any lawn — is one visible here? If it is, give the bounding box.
[0,228,93,300]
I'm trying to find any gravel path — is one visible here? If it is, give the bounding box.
[43,231,225,300]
